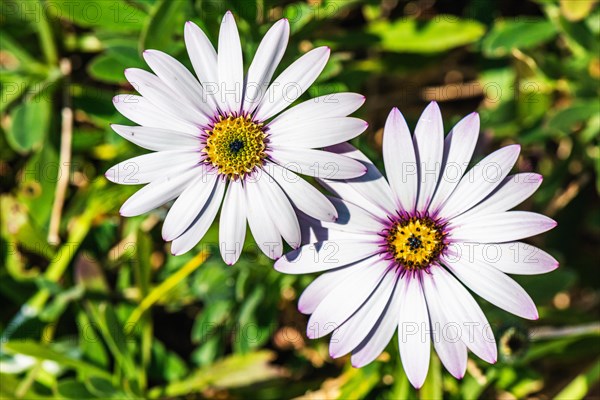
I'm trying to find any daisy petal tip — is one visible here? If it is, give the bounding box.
[273,259,285,272]
[411,379,425,390]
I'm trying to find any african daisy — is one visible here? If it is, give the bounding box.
[275,102,558,388]
[106,12,368,264]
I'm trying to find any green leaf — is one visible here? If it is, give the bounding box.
[555,358,600,399]
[85,377,125,399]
[87,54,127,84]
[420,354,442,400]
[57,379,96,399]
[483,19,558,57]
[6,99,51,154]
[0,73,30,113]
[140,0,187,52]
[45,0,146,32]
[338,363,381,398]
[368,17,486,53]
[150,339,188,382]
[547,101,600,136]
[148,351,283,398]
[0,33,48,74]
[3,341,112,380]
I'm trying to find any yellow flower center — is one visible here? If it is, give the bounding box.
[386,216,446,270]
[203,115,267,178]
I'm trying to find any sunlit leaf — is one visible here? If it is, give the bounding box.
[368,17,486,53]
[482,19,558,57]
[6,99,51,154]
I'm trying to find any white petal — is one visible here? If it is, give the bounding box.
[184,21,219,108]
[321,143,396,218]
[428,112,480,214]
[218,11,243,114]
[113,95,198,135]
[428,267,497,363]
[307,259,389,339]
[105,150,200,185]
[143,49,215,120]
[162,168,218,241]
[382,107,418,213]
[119,167,199,216]
[448,241,558,276]
[124,68,207,126]
[298,265,366,314]
[397,275,431,388]
[111,124,201,151]
[268,93,366,127]
[322,196,385,234]
[252,171,301,248]
[413,102,444,212]
[318,178,387,221]
[269,117,368,149]
[422,274,468,379]
[437,145,521,220]
[271,146,366,179]
[330,272,397,358]
[244,19,289,112]
[219,180,247,265]
[266,163,337,222]
[274,240,380,274]
[449,211,557,243]
[350,275,403,368]
[254,47,330,121]
[298,214,364,244]
[451,173,543,224]
[170,179,225,255]
[245,177,283,259]
[442,252,539,319]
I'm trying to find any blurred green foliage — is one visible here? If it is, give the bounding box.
[1,0,599,399]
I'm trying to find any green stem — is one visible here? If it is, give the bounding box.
[36,0,58,65]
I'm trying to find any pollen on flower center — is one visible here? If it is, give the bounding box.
[385,216,447,270]
[203,115,267,178]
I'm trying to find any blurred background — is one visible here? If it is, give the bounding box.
[1,0,599,398]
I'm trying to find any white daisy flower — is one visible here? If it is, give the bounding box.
[275,102,558,388]
[106,12,368,264]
